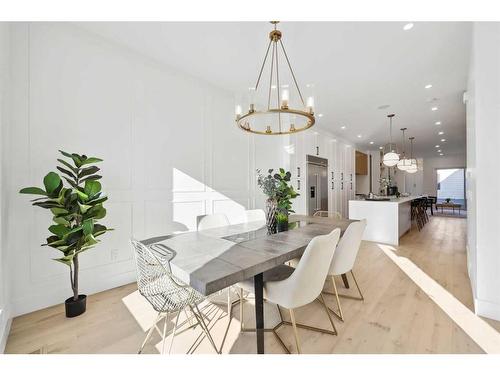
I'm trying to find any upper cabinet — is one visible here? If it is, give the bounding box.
[355,150,368,175]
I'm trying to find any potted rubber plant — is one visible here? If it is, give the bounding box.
[20,151,112,318]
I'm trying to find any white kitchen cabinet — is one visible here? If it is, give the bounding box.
[287,130,354,218]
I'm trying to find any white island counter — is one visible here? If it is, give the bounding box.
[349,196,423,245]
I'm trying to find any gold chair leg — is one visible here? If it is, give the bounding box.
[319,293,337,335]
[350,270,364,301]
[289,309,301,354]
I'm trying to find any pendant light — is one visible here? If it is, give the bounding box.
[397,127,412,171]
[383,114,400,167]
[406,137,418,174]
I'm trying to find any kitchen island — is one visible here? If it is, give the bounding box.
[349,196,422,245]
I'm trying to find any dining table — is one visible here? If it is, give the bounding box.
[142,214,355,354]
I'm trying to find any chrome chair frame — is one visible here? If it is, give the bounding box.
[131,239,220,354]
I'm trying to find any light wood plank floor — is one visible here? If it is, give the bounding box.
[5,216,498,354]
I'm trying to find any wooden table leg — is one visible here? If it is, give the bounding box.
[341,273,350,289]
[254,273,264,354]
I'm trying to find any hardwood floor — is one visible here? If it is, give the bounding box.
[5,215,498,354]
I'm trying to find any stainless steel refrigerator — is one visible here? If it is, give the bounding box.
[307,155,328,216]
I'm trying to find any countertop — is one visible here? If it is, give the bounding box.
[349,195,424,204]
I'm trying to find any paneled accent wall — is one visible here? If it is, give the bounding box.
[5,23,288,316]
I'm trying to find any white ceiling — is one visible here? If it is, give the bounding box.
[76,22,471,158]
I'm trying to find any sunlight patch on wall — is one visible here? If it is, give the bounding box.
[378,243,500,354]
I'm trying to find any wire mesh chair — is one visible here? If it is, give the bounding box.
[131,239,220,354]
[313,211,342,219]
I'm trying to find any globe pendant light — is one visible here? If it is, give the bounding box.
[406,136,418,174]
[383,114,400,167]
[397,127,412,170]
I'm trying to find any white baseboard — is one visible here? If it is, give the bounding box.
[12,270,137,317]
[0,307,12,353]
[476,298,500,322]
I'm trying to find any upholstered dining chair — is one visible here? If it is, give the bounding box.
[244,209,266,223]
[197,213,230,231]
[323,219,367,322]
[130,239,220,354]
[237,228,341,354]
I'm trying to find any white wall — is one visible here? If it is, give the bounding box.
[4,23,288,317]
[466,22,500,321]
[422,155,466,197]
[0,22,11,353]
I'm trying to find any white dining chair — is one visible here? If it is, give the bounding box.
[244,209,266,222]
[313,210,342,219]
[323,219,367,322]
[130,239,220,354]
[197,213,230,231]
[238,228,341,354]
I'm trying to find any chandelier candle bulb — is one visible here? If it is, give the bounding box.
[235,104,242,118]
[281,89,289,109]
[306,96,315,113]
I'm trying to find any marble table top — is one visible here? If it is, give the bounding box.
[142,216,354,296]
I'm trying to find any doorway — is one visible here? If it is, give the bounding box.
[436,168,466,208]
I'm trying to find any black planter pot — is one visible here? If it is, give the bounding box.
[65,294,87,318]
[277,220,289,233]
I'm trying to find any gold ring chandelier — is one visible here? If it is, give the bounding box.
[235,21,315,135]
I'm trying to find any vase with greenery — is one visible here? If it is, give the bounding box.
[257,168,299,234]
[20,150,112,317]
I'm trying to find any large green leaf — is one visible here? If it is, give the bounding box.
[80,157,103,166]
[78,201,92,214]
[53,253,75,267]
[33,201,63,209]
[43,172,62,195]
[78,166,100,179]
[80,175,102,183]
[49,224,71,238]
[19,187,47,196]
[86,194,107,206]
[57,158,78,174]
[84,180,101,198]
[82,219,94,236]
[53,216,70,226]
[85,204,106,220]
[57,166,77,180]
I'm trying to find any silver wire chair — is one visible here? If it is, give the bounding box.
[131,239,220,354]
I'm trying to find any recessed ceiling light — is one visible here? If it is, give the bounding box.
[340,126,346,130]
[357,135,362,138]
[379,146,383,149]
[440,154,444,156]
[437,150,442,152]
[441,139,446,142]
[425,84,433,89]
[435,145,439,148]
[435,121,441,125]
[318,113,323,118]
[369,141,374,145]
[403,23,414,31]
[431,107,438,111]
[438,131,444,135]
